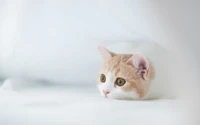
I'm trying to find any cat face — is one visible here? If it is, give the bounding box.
[97,46,154,100]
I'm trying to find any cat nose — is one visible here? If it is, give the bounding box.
[103,90,110,96]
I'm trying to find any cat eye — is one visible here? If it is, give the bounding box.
[115,78,126,86]
[100,74,106,83]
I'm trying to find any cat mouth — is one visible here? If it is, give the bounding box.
[103,90,110,98]
[104,94,108,98]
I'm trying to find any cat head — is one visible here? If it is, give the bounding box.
[97,46,154,100]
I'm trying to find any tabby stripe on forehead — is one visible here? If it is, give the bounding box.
[114,68,120,76]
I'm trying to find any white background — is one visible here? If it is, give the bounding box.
[0,0,200,125]
[0,0,180,83]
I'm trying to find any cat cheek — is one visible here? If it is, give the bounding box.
[97,86,105,96]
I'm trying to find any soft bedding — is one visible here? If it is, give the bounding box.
[0,80,179,125]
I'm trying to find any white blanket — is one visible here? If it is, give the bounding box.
[0,80,179,125]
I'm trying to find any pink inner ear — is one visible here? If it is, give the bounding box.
[127,54,150,78]
[127,54,150,80]
[98,46,112,60]
[130,54,149,70]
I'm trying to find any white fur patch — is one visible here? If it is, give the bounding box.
[108,88,140,100]
[98,72,139,100]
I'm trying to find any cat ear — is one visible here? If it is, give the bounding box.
[98,46,115,60]
[126,53,149,80]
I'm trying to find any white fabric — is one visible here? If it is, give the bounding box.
[0,0,169,83]
[0,80,179,125]
[0,1,200,124]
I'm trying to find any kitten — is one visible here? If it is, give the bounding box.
[97,45,156,100]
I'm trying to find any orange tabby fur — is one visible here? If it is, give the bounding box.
[97,46,155,99]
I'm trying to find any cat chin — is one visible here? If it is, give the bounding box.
[100,93,140,100]
[107,92,140,100]
[98,88,140,100]
[97,84,140,100]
